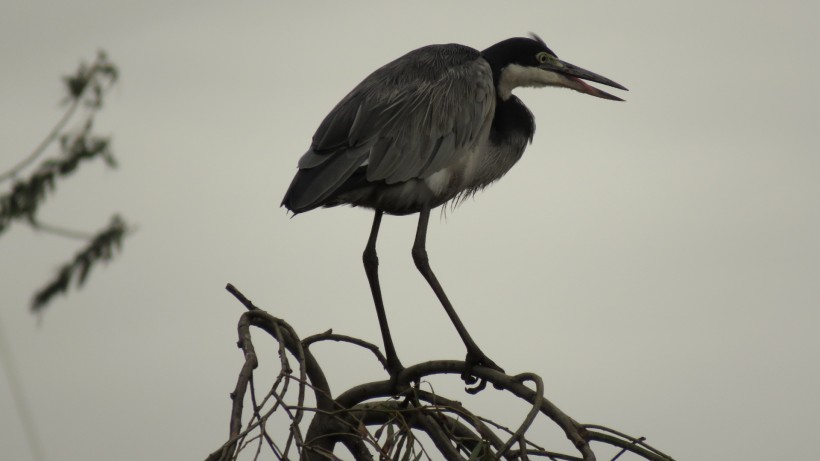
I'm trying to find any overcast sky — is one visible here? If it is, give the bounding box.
[1,1,818,460]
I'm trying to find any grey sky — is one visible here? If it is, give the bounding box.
[1,1,818,460]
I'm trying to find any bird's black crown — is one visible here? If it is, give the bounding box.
[481,35,557,73]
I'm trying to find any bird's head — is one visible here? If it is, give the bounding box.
[482,34,627,101]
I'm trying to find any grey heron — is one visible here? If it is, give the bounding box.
[282,34,626,387]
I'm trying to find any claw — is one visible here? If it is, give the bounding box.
[465,378,488,395]
[462,349,505,393]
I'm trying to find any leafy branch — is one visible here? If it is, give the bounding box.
[0,50,117,184]
[0,118,115,234]
[30,215,127,313]
[0,50,129,312]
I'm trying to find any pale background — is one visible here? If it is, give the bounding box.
[1,1,818,460]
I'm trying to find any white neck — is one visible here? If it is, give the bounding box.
[497,64,564,100]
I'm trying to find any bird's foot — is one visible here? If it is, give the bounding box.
[462,349,505,394]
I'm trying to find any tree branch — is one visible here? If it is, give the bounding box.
[30,215,128,312]
[209,286,676,461]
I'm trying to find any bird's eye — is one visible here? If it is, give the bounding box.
[536,52,551,64]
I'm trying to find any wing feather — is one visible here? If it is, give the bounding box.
[287,43,495,209]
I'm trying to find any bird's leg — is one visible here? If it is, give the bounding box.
[363,211,405,383]
[411,208,504,387]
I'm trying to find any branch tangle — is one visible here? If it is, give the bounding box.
[207,284,675,461]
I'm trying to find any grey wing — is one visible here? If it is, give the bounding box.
[284,44,495,211]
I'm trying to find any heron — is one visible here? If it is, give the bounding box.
[282,34,626,386]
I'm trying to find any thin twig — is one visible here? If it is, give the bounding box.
[303,331,388,369]
[30,220,95,240]
[0,314,46,461]
[226,283,257,311]
[0,99,80,182]
[582,425,670,460]
[496,373,544,459]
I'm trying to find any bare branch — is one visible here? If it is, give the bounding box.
[303,331,388,370]
[208,288,676,461]
[495,373,544,459]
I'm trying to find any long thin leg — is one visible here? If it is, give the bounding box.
[411,208,503,379]
[362,211,404,378]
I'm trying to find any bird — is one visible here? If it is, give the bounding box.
[282,34,626,387]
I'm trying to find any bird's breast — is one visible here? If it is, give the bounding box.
[423,135,528,203]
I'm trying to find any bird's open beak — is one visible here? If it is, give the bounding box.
[541,59,628,101]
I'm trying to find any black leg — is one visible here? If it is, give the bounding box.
[411,208,503,385]
[362,211,404,380]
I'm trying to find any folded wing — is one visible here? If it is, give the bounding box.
[282,44,495,213]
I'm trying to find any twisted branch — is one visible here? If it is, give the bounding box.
[207,284,676,461]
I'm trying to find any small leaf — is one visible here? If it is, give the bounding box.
[30,215,128,312]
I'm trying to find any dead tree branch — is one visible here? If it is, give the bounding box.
[207,284,675,461]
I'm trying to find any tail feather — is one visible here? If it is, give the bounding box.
[281,148,367,213]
